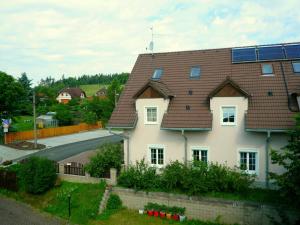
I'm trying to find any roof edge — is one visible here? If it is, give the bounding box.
[245,128,288,133]
[161,127,211,131]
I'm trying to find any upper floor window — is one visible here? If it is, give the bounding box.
[145,107,157,124]
[221,106,236,125]
[152,68,163,79]
[192,148,208,163]
[239,151,258,174]
[190,66,201,78]
[292,61,300,73]
[261,64,274,75]
[150,147,164,166]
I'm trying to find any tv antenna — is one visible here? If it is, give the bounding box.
[146,26,154,55]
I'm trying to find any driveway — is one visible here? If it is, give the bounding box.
[0,197,65,225]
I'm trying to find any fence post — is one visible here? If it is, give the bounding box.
[110,168,117,185]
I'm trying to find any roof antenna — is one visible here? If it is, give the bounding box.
[146,26,154,56]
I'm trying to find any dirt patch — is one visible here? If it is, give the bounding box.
[7,141,46,150]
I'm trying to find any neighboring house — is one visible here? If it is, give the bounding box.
[36,112,58,128]
[108,42,300,187]
[56,87,86,104]
[95,87,107,98]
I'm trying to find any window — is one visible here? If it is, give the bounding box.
[221,106,236,125]
[192,149,208,163]
[292,61,300,73]
[150,148,164,165]
[190,66,201,78]
[145,107,157,124]
[239,151,258,174]
[261,64,274,75]
[152,68,163,79]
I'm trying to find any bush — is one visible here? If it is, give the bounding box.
[85,143,123,178]
[20,157,57,194]
[106,194,122,210]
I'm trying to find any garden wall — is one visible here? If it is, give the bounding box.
[112,187,298,225]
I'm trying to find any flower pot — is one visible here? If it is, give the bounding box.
[179,215,186,222]
[172,214,180,221]
[154,211,159,217]
[160,212,166,218]
[147,210,154,216]
[139,209,144,214]
[166,213,172,219]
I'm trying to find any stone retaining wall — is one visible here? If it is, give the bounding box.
[112,187,298,225]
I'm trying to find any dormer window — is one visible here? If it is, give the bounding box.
[292,61,300,73]
[261,64,274,75]
[190,66,201,78]
[152,68,163,80]
[145,106,158,124]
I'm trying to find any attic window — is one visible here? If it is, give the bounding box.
[261,64,274,75]
[268,91,273,96]
[188,90,193,95]
[292,61,300,73]
[186,105,191,110]
[190,66,201,78]
[152,68,163,80]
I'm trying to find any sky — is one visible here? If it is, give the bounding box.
[1,0,300,85]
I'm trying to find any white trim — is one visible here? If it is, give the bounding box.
[220,105,237,126]
[144,106,158,125]
[237,148,259,175]
[190,146,209,162]
[148,144,165,168]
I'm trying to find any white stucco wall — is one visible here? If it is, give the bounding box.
[56,92,72,102]
[124,97,288,185]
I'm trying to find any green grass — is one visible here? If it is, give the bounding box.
[12,116,34,131]
[0,181,106,225]
[80,84,107,97]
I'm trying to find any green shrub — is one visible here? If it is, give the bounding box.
[144,202,185,215]
[106,194,122,210]
[20,157,57,194]
[85,143,123,177]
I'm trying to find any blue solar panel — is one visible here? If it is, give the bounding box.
[284,44,300,59]
[232,48,256,63]
[258,46,285,61]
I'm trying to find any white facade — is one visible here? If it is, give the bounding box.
[123,96,287,186]
[56,92,72,103]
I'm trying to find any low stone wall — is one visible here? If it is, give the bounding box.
[112,187,298,225]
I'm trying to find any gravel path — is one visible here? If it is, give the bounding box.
[0,197,66,225]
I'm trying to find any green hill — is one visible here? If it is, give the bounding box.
[80,84,107,97]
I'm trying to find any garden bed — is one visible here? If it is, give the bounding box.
[7,141,46,150]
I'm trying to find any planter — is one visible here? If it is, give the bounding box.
[159,212,166,218]
[179,215,186,222]
[172,214,180,221]
[153,211,159,217]
[147,210,154,216]
[166,213,172,219]
[138,209,144,214]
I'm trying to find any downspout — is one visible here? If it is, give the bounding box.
[181,130,188,165]
[265,131,271,189]
[109,128,130,166]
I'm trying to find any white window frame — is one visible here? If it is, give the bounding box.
[220,106,237,126]
[237,149,259,175]
[191,146,209,163]
[148,144,165,168]
[144,106,158,125]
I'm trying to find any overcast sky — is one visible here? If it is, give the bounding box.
[1,0,300,85]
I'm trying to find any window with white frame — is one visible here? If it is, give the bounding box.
[145,107,157,124]
[150,147,164,165]
[239,151,258,174]
[192,149,208,163]
[221,106,236,125]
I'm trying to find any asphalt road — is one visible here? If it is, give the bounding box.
[14,135,123,162]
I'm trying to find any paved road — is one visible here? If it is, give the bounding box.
[0,197,65,225]
[14,135,123,162]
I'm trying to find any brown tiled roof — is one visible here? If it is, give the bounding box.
[108,44,300,130]
[59,87,86,98]
[133,80,174,99]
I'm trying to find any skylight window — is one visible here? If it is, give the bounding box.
[261,64,274,75]
[190,66,201,78]
[152,68,163,79]
[292,61,300,73]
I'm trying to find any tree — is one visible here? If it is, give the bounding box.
[53,104,73,126]
[105,79,122,108]
[270,113,300,208]
[18,72,33,115]
[0,71,25,118]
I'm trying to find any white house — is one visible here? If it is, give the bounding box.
[56,87,86,104]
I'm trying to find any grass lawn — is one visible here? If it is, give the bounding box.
[12,115,33,131]
[0,181,106,225]
[80,84,107,97]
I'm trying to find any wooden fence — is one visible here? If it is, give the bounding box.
[64,162,85,176]
[0,170,18,191]
[5,122,102,144]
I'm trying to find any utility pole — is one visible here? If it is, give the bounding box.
[33,90,37,148]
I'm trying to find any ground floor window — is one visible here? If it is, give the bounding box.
[150,147,164,165]
[192,149,208,163]
[239,151,258,174]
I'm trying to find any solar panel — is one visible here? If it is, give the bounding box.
[232,48,256,63]
[284,44,300,59]
[257,46,285,61]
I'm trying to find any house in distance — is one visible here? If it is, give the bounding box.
[108,42,300,187]
[56,87,86,104]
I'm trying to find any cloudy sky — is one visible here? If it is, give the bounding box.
[1,0,300,85]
